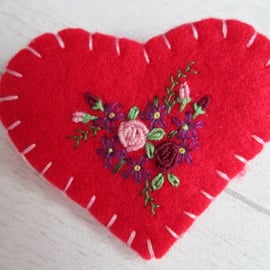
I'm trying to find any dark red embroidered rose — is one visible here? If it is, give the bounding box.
[155,140,178,171]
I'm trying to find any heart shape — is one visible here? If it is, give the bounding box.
[0,18,270,259]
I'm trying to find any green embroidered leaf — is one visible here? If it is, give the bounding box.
[147,128,166,141]
[151,173,164,190]
[193,102,205,119]
[167,173,180,187]
[153,96,159,108]
[81,113,98,123]
[128,106,140,120]
[91,98,104,112]
[112,159,126,174]
[168,130,178,139]
[145,142,155,159]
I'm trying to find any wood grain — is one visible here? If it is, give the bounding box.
[0,0,270,269]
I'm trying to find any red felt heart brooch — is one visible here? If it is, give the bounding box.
[0,18,270,259]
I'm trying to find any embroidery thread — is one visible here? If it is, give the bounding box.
[68,61,210,215]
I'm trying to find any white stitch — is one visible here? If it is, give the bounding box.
[143,47,150,64]
[234,154,247,164]
[252,134,265,145]
[106,214,117,228]
[147,239,155,258]
[21,144,36,155]
[265,59,270,67]
[191,24,199,40]
[63,177,74,193]
[165,225,179,239]
[127,230,136,246]
[183,211,197,220]
[89,33,93,51]
[0,95,19,102]
[200,190,214,200]
[222,20,228,38]
[216,170,230,181]
[162,34,171,50]
[7,120,21,131]
[54,33,65,49]
[246,32,257,48]
[86,195,96,210]
[41,161,53,176]
[6,69,23,78]
[115,38,120,56]
[26,46,42,58]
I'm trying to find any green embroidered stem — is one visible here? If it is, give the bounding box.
[164,75,177,113]
[68,126,101,149]
[141,180,160,215]
[184,61,198,74]
[112,159,126,174]
[67,129,89,149]
[89,125,102,137]
[164,61,198,113]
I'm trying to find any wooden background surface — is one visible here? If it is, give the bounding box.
[0,0,270,269]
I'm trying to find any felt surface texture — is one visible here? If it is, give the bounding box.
[0,18,270,259]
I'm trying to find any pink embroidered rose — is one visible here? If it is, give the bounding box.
[118,120,149,152]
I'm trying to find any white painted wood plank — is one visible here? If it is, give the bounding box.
[227,145,270,210]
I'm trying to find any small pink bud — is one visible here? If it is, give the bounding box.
[179,82,190,100]
[72,112,86,123]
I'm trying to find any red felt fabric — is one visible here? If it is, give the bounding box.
[0,18,270,259]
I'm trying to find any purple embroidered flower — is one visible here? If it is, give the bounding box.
[172,111,203,140]
[122,156,150,184]
[140,102,167,129]
[94,102,125,132]
[176,140,199,164]
[96,136,126,168]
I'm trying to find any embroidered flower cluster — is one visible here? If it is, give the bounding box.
[68,62,210,215]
